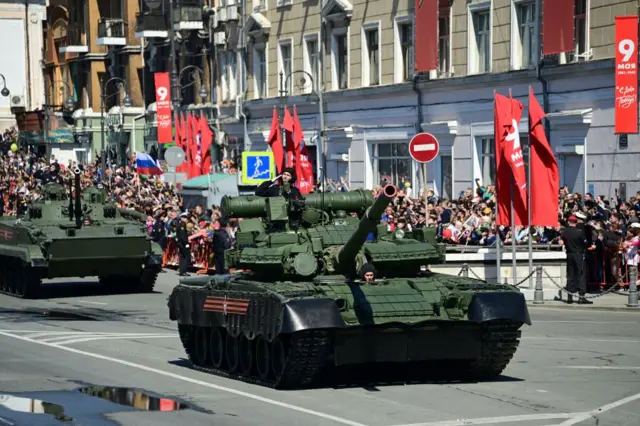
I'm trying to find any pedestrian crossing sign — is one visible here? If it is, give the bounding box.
[241,152,275,185]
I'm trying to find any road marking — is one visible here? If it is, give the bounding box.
[388,412,587,426]
[554,391,640,425]
[537,389,548,393]
[0,331,368,426]
[558,366,640,370]
[0,416,13,425]
[523,336,640,344]
[77,300,108,305]
[52,335,175,345]
[533,320,638,324]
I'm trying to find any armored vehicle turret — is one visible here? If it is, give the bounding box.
[0,168,163,298]
[168,185,530,389]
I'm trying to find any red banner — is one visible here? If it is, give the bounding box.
[414,0,438,72]
[615,16,639,134]
[542,0,574,55]
[154,72,173,143]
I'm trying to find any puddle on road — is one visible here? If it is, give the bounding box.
[0,394,73,422]
[76,386,188,411]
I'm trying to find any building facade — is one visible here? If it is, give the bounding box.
[219,0,639,199]
[0,0,47,132]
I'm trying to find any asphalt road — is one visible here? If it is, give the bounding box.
[0,270,639,426]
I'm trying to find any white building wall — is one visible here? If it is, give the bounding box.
[0,0,47,132]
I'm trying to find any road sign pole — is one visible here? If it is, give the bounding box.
[409,132,439,226]
[422,161,428,216]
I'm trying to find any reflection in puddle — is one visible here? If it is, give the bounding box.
[0,394,72,422]
[76,386,187,411]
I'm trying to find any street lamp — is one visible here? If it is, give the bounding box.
[177,65,209,105]
[0,74,9,97]
[100,76,132,172]
[278,70,326,185]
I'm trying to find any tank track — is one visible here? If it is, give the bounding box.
[466,320,522,380]
[99,267,159,294]
[178,324,331,390]
[0,258,41,299]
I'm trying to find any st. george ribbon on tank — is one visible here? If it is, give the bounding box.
[0,167,163,298]
[167,184,531,389]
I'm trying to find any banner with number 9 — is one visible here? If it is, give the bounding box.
[615,16,639,134]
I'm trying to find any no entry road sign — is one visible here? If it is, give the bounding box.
[409,133,440,163]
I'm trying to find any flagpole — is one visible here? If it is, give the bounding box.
[527,86,534,289]
[494,90,501,285]
[509,88,517,287]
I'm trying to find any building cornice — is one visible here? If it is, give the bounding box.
[421,120,458,135]
[546,108,593,126]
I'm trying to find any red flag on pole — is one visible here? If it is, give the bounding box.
[542,0,574,55]
[282,107,296,167]
[175,113,188,173]
[200,112,214,175]
[494,92,527,226]
[291,107,314,194]
[414,0,438,72]
[529,88,559,227]
[266,107,284,174]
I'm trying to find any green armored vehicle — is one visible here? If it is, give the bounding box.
[168,184,531,389]
[0,167,163,298]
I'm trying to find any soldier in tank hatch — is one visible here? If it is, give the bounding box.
[560,215,593,305]
[176,212,191,276]
[361,263,377,283]
[255,167,303,202]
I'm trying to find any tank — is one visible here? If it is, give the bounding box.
[0,167,163,298]
[167,184,531,389]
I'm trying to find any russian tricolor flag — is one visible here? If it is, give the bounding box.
[135,152,164,176]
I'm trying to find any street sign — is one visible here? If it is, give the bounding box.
[409,132,439,163]
[164,146,185,167]
[241,151,275,185]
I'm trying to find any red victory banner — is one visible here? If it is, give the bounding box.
[154,72,173,143]
[615,16,639,134]
[414,0,438,72]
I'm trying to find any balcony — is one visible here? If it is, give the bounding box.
[97,18,127,46]
[58,24,88,54]
[172,0,203,31]
[135,11,168,39]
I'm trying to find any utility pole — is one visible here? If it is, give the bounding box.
[169,0,179,112]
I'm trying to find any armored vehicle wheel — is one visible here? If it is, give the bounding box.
[193,327,210,366]
[255,336,270,379]
[465,321,522,381]
[225,334,240,372]
[271,335,290,381]
[209,328,225,369]
[238,335,253,375]
[99,268,159,294]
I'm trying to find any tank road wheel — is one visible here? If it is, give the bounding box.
[178,324,195,361]
[271,335,291,381]
[238,335,254,375]
[136,268,159,293]
[225,334,240,373]
[209,328,225,369]
[255,336,271,380]
[14,264,40,299]
[193,327,210,366]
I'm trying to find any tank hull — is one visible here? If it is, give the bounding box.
[168,276,530,389]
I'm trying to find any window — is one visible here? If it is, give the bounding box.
[253,44,267,99]
[399,21,413,82]
[254,0,267,10]
[512,1,537,69]
[438,9,450,75]
[569,0,588,62]
[276,0,292,6]
[363,26,380,86]
[479,138,495,185]
[228,51,237,100]
[218,51,228,102]
[332,29,349,90]
[440,155,453,200]
[372,142,412,188]
[304,36,319,93]
[469,8,491,74]
[278,41,292,94]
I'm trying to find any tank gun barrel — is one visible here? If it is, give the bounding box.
[336,184,397,274]
[73,167,82,228]
[220,190,374,218]
[118,208,147,222]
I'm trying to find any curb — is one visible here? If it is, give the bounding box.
[527,303,640,313]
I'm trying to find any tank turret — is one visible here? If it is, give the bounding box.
[334,184,397,276]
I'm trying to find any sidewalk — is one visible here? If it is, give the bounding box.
[527,292,640,312]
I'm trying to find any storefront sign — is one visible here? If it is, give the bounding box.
[154,72,173,143]
[615,16,638,134]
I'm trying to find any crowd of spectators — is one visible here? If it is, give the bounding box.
[0,143,638,285]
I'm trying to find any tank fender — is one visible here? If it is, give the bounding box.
[146,241,164,267]
[466,292,532,325]
[279,298,346,334]
[0,244,46,266]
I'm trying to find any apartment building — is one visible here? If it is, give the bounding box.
[217,0,638,199]
[0,0,47,132]
[42,0,218,165]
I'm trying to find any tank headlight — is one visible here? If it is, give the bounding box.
[394,229,405,239]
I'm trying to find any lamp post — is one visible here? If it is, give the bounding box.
[43,80,75,151]
[278,70,326,184]
[0,74,9,97]
[100,76,132,172]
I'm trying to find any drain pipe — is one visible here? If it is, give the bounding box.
[536,59,550,142]
[412,74,424,134]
